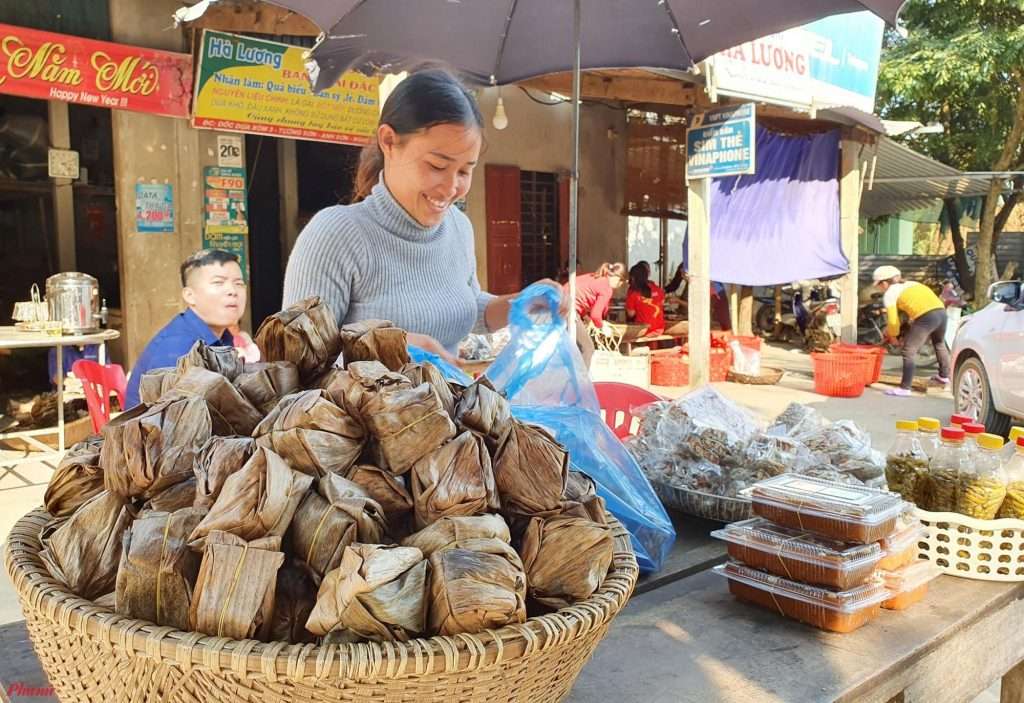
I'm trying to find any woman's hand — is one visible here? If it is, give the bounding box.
[407,332,463,368]
[534,278,572,319]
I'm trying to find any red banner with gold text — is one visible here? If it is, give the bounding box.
[0,23,192,118]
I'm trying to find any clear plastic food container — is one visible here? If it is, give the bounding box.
[876,520,927,571]
[711,518,883,590]
[749,474,906,544]
[714,561,887,633]
[880,560,942,611]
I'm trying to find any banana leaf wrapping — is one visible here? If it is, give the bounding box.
[176,340,245,381]
[233,361,301,415]
[114,507,206,630]
[100,397,212,500]
[306,544,428,643]
[189,532,285,641]
[138,368,179,405]
[339,320,410,371]
[39,491,134,600]
[310,365,346,391]
[364,384,457,475]
[194,436,257,510]
[162,367,263,436]
[560,471,608,524]
[519,516,614,610]
[346,464,414,538]
[254,296,341,382]
[254,389,365,477]
[94,592,115,610]
[427,538,527,636]
[454,379,512,446]
[410,432,500,530]
[326,361,411,422]
[188,447,313,549]
[288,473,387,581]
[401,362,457,419]
[44,437,104,518]
[402,514,510,557]
[492,421,568,519]
[269,560,319,644]
[141,477,197,514]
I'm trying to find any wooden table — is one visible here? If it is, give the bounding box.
[0,327,119,469]
[571,516,1024,703]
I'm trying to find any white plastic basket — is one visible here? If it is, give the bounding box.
[914,507,1024,582]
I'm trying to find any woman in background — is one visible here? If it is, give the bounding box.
[625,261,666,336]
[565,262,626,366]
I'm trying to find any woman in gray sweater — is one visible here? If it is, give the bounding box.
[283,69,565,365]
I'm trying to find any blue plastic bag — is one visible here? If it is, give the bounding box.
[407,345,474,386]
[486,283,675,573]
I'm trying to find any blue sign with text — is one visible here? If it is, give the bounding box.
[686,103,756,179]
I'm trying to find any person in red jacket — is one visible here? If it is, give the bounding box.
[626,261,666,336]
[564,262,625,366]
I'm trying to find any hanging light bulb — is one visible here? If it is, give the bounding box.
[493,94,509,130]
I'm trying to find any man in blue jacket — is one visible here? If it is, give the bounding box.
[124,249,247,408]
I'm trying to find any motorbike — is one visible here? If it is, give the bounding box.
[755,281,841,350]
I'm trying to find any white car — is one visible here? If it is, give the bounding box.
[952,280,1024,434]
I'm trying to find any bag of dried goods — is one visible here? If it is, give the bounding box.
[427,538,527,636]
[255,296,341,382]
[409,432,500,529]
[519,515,614,609]
[189,532,285,640]
[194,436,257,509]
[44,437,104,518]
[101,397,212,500]
[39,491,134,600]
[188,447,313,549]
[288,473,386,581]
[306,544,428,643]
[115,507,206,630]
[254,389,364,477]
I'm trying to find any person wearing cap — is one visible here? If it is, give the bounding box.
[872,265,951,397]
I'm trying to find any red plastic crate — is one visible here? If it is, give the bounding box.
[811,352,873,398]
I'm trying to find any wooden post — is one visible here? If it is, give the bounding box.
[728,284,739,332]
[839,138,863,343]
[48,100,76,272]
[687,177,712,388]
[773,285,784,338]
[277,139,299,266]
[738,285,754,336]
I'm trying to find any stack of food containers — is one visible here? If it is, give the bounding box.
[712,474,939,633]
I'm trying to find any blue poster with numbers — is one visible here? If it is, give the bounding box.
[135,183,174,233]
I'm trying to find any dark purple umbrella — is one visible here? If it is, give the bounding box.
[260,0,905,324]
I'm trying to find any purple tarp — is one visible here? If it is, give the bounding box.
[703,127,848,287]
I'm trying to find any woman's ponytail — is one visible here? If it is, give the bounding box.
[352,141,385,203]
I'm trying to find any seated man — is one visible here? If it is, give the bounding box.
[124,249,247,408]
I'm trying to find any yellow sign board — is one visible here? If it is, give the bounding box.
[193,30,379,145]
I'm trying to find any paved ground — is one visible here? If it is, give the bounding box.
[0,343,1000,702]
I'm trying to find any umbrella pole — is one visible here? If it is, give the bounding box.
[567,0,581,336]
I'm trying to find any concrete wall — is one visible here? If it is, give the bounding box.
[109,0,247,364]
[466,87,628,288]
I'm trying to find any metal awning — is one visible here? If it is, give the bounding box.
[861,137,1011,217]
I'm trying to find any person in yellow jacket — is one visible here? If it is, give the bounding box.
[873,265,951,396]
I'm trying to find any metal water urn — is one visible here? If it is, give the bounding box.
[46,272,104,334]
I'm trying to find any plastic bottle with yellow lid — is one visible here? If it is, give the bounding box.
[956,433,1007,520]
[998,437,1024,519]
[1004,427,1024,462]
[917,417,941,459]
[885,420,927,502]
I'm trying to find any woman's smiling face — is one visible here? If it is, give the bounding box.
[379,122,482,227]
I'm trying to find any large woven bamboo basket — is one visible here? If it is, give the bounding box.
[5,509,638,703]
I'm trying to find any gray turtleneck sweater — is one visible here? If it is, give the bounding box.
[282,180,495,353]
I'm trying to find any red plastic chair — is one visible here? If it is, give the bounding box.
[72,359,128,433]
[594,381,662,439]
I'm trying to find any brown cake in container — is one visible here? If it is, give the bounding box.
[880,560,941,611]
[715,562,887,634]
[712,518,882,590]
[750,474,905,544]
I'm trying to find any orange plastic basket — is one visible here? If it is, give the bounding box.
[829,343,885,385]
[811,352,873,398]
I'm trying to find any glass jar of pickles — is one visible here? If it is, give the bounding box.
[956,433,1006,520]
[998,437,1024,519]
[918,427,969,512]
[885,420,928,502]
